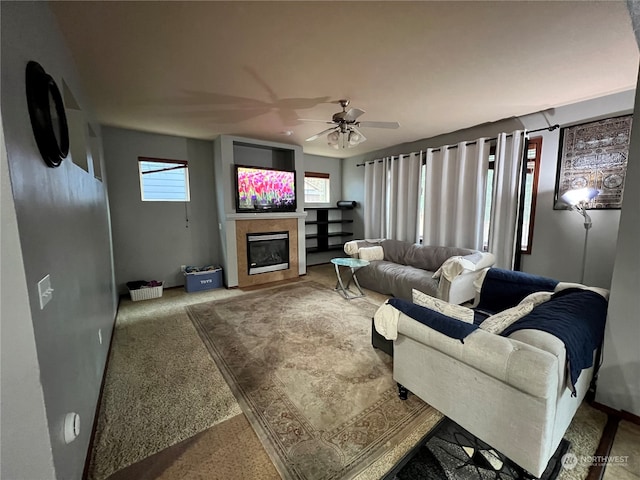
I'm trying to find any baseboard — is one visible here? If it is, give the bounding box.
[82,300,120,480]
[584,414,620,480]
[591,401,640,426]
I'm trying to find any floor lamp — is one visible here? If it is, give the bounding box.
[559,187,599,284]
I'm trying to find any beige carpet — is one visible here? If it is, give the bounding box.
[88,266,612,480]
[187,281,442,480]
[88,287,245,480]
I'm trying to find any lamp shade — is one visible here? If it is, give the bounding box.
[560,187,599,206]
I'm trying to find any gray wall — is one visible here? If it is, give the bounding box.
[519,91,634,288]
[596,3,640,415]
[1,113,56,480]
[342,91,634,288]
[103,127,221,292]
[1,2,117,479]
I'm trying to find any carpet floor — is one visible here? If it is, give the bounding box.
[89,266,610,480]
[187,281,442,480]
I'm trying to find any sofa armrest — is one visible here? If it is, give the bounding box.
[436,252,495,304]
[397,314,559,399]
[344,239,384,258]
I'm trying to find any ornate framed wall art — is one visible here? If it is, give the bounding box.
[554,114,633,209]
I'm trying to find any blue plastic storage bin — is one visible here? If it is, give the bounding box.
[184,268,223,292]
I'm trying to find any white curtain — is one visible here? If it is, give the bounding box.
[488,131,527,269]
[421,139,489,249]
[363,157,389,239]
[387,152,422,242]
[364,154,422,241]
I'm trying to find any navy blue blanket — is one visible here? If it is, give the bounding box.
[501,289,607,396]
[477,268,558,314]
[389,298,478,343]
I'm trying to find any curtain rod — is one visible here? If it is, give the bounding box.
[355,124,559,167]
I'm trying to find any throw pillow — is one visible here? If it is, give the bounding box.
[358,246,384,261]
[412,289,474,324]
[520,291,554,307]
[479,302,534,334]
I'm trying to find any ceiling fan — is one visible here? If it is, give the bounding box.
[304,100,400,149]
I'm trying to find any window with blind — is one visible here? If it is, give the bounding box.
[138,157,190,202]
[304,171,330,204]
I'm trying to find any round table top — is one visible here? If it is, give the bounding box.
[331,257,370,268]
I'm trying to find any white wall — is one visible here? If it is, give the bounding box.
[103,127,221,292]
[1,3,117,478]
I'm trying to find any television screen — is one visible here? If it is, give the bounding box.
[235,165,296,212]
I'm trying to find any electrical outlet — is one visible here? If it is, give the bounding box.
[37,274,54,310]
[181,265,186,272]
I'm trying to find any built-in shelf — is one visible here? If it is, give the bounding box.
[304,207,353,255]
[306,232,353,240]
[306,219,354,225]
[306,244,346,254]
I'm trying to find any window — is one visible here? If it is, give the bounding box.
[138,157,190,202]
[304,171,330,204]
[521,137,542,254]
[481,137,542,253]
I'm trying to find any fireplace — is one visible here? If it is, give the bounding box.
[247,231,290,275]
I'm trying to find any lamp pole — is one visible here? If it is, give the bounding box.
[575,203,592,284]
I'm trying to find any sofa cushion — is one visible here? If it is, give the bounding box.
[356,261,440,301]
[412,289,474,324]
[381,239,476,272]
[476,268,558,314]
[479,291,554,334]
[479,302,535,334]
[358,245,384,261]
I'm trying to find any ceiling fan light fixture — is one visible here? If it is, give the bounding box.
[305,100,397,150]
[348,130,361,146]
[327,131,340,145]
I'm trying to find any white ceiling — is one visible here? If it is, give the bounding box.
[51,1,639,159]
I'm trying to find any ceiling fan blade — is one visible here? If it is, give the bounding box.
[299,118,335,123]
[358,121,400,129]
[305,127,338,142]
[343,108,365,122]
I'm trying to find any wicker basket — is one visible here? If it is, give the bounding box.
[129,283,163,301]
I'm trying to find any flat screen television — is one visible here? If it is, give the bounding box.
[235,165,296,213]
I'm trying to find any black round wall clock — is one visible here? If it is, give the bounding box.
[25,61,69,168]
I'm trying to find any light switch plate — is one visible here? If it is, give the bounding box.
[37,274,54,310]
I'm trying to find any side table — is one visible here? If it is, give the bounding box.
[331,257,370,300]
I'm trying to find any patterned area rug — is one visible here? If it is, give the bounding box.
[387,418,569,480]
[187,281,440,480]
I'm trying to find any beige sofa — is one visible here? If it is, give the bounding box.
[375,270,609,477]
[344,239,495,304]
